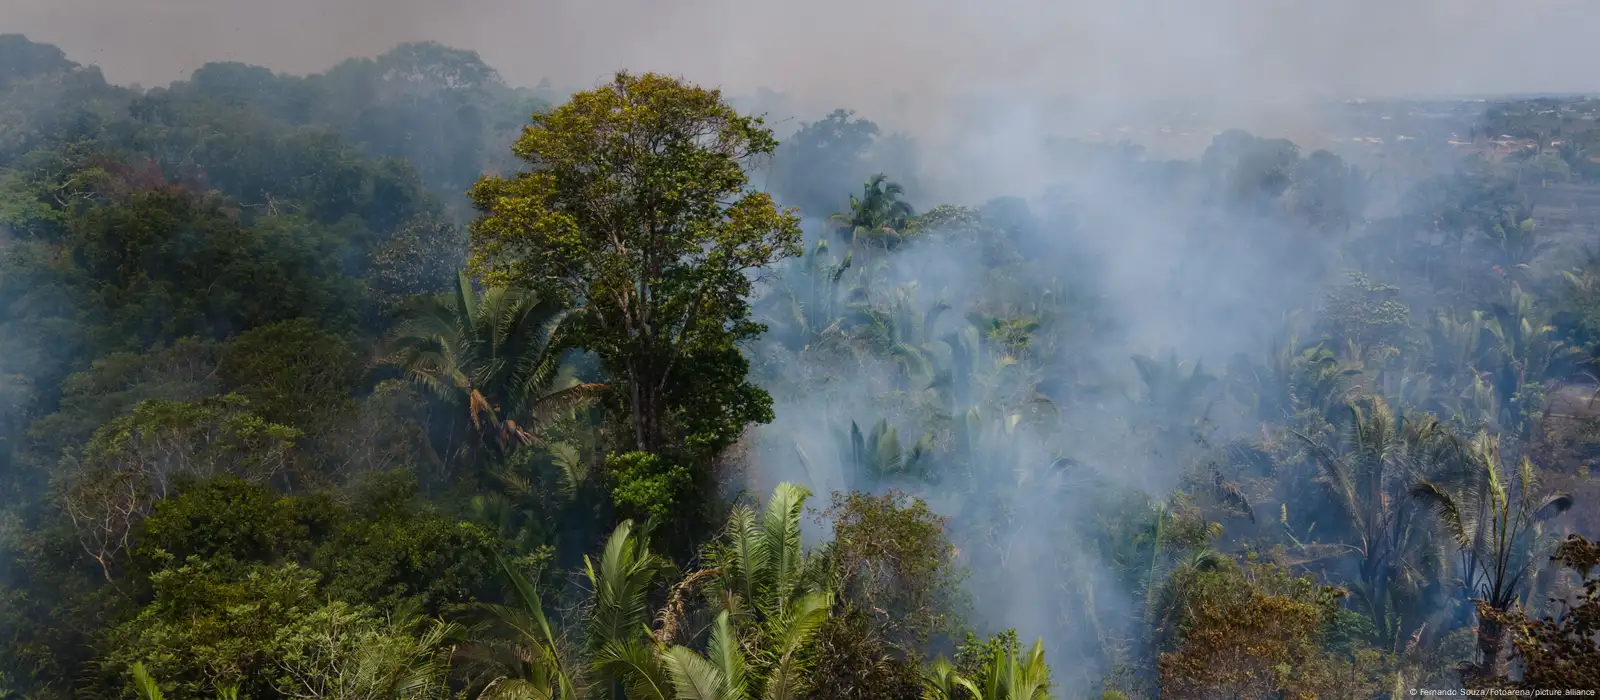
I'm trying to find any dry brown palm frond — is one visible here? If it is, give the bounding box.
[1213,471,1256,523]
[655,568,723,646]
[469,388,496,431]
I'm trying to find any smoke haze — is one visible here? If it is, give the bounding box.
[9,0,1599,108]
[5,0,1597,694]
[13,0,1596,204]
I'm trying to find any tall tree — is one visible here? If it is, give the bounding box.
[765,109,882,218]
[469,71,801,456]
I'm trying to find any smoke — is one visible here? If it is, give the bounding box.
[9,1,1600,103]
[14,1,1597,204]
[8,0,1596,691]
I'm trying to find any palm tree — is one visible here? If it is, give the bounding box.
[791,418,933,493]
[470,487,837,700]
[467,552,580,699]
[382,270,604,458]
[922,638,1053,700]
[1411,432,1575,679]
[469,521,665,700]
[1481,284,1579,438]
[846,282,947,389]
[1129,353,1218,467]
[1229,315,1362,428]
[652,594,831,700]
[671,484,835,699]
[698,483,832,628]
[935,322,1041,418]
[1293,396,1457,643]
[585,519,670,699]
[1139,497,1226,631]
[588,485,833,700]
[760,239,854,353]
[830,174,914,253]
[1418,310,1499,430]
[125,663,238,700]
[843,418,934,488]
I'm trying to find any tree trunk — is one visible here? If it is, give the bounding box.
[1474,602,1506,680]
[628,358,666,453]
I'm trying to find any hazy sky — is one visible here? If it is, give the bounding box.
[8,0,1599,109]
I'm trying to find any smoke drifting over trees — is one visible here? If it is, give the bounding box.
[1,2,1600,698]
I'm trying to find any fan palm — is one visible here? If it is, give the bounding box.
[1411,431,1575,678]
[382,271,604,456]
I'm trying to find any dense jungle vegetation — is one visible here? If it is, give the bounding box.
[0,33,1598,699]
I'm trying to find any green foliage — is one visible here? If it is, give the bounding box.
[664,342,775,457]
[65,188,362,347]
[830,174,916,251]
[78,394,301,486]
[369,216,467,312]
[112,567,459,700]
[766,109,888,218]
[102,558,323,698]
[8,34,1600,700]
[269,599,463,700]
[0,35,78,91]
[60,395,300,580]
[1412,432,1575,678]
[20,337,219,480]
[825,490,962,647]
[313,490,499,615]
[134,474,309,564]
[0,140,114,240]
[607,451,693,523]
[1202,129,1300,206]
[1318,272,1413,362]
[953,629,1023,681]
[217,317,363,430]
[469,71,802,455]
[926,630,1053,700]
[470,552,577,699]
